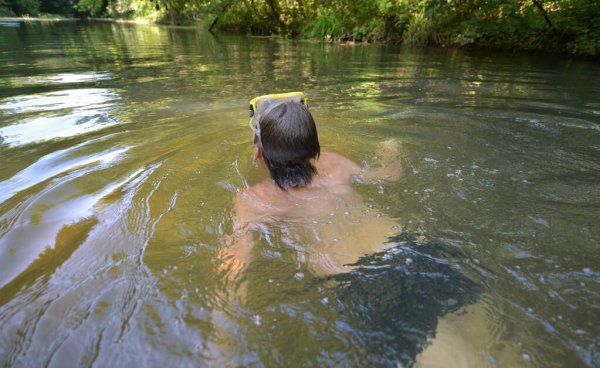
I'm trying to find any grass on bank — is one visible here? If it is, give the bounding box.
[2,0,598,57]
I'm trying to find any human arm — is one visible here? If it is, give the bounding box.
[218,190,256,283]
[356,139,403,184]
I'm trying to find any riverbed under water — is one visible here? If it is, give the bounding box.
[0,20,599,367]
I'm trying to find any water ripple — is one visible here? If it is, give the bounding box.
[0,88,121,147]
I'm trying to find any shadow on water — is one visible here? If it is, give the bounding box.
[225,228,481,367]
[332,232,480,366]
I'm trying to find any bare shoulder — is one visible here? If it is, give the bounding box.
[315,152,360,184]
[318,151,360,167]
[234,152,362,226]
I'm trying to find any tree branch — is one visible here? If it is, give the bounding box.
[532,0,557,34]
[209,0,235,33]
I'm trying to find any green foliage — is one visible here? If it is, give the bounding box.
[74,0,104,16]
[403,11,434,46]
[6,0,39,15]
[0,0,13,15]
[351,18,385,42]
[40,0,72,15]
[302,10,342,39]
[552,0,600,56]
[2,0,599,56]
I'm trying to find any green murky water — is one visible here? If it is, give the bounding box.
[0,20,599,367]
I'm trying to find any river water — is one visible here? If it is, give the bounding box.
[0,20,599,367]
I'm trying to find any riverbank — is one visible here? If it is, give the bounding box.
[3,1,599,58]
[2,12,598,59]
[0,16,151,24]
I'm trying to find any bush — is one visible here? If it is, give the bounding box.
[2,0,598,56]
[40,0,72,15]
[403,11,435,46]
[302,9,343,39]
[351,18,385,42]
[7,0,39,15]
[0,0,15,15]
[74,0,104,16]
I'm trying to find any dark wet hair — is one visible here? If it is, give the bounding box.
[257,102,320,189]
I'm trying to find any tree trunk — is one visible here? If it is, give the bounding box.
[532,0,557,34]
[208,0,234,33]
[266,0,283,29]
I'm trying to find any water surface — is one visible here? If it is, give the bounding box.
[0,20,599,367]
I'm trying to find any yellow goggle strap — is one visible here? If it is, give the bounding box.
[249,92,306,118]
[248,92,307,139]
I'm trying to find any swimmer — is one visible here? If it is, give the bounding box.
[214,97,497,365]
[219,92,403,280]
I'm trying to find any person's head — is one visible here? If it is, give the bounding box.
[254,102,320,189]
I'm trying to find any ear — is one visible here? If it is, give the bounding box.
[253,146,262,161]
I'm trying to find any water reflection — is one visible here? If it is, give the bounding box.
[0,88,120,146]
[0,140,128,202]
[0,88,116,113]
[0,145,130,288]
[20,72,112,86]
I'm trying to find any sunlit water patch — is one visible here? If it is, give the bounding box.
[0,72,112,90]
[21,72,112,85]
[0,88,121,146]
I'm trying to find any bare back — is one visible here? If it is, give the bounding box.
[234,152,359,224]
[228,149,401,276]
